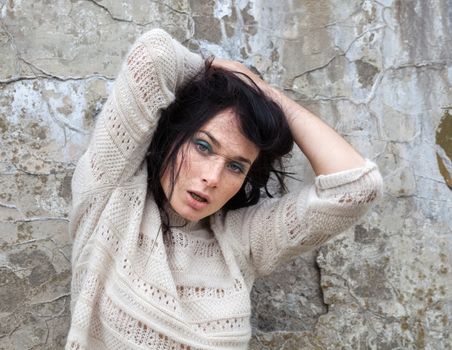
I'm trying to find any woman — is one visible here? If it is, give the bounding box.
[66,29,383,349]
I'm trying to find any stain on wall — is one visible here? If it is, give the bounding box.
[436,108,452,189]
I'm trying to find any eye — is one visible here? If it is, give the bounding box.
[194,139,211,154]
[227,161,245,174]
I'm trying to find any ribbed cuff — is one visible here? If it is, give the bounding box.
[314,159,379,190]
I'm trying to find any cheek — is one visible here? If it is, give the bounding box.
[178,149,196,180]
[160,167,171,199]
[160,149,187,198]
[222,177,246,200]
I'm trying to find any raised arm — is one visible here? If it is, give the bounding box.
[211,58,365,175]
[70,30,203,242]
[71,29,203,199]
[212,59,383,276]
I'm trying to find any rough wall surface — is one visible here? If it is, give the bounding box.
[0,0,451,349]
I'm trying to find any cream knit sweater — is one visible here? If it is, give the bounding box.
[66,29,383,350]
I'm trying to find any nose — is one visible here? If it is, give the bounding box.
[201,158,223,188]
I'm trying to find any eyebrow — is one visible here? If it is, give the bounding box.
[199,130,253,165]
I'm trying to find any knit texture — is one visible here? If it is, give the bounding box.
[66,29,384,350]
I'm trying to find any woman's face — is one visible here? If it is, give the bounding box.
[160,108,259,221]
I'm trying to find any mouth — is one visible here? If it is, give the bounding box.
[188,191,208,203]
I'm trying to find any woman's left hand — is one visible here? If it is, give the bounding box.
[211,58,272,93]
[211,57,366,176]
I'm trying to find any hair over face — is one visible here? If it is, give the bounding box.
[146,61,294,215]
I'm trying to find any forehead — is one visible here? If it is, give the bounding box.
[200,109,259,163]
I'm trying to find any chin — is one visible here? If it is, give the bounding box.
[179,211,201,222]
[172,203,208,222]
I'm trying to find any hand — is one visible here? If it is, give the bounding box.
[211,58,365,175]
[211,58,271,94]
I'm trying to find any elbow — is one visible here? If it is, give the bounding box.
[338,168,384,208]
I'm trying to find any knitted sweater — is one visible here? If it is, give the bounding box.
[66,29,383,350]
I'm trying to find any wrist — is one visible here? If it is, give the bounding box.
[266,88,307,124]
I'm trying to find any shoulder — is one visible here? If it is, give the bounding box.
[137,28,172,42]
[131,28,175,59]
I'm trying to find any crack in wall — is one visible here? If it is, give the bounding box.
[86,0,135,25]
[0,73,114,85]
[87,0,191,26]
[13,217,69,224]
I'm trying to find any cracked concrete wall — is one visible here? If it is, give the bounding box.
[0,0,451,349]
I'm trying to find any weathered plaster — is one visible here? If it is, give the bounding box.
[1,0,451,348]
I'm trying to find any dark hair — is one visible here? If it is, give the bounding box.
[146,60,294,215]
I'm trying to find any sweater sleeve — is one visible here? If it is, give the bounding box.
[222,159,384,276]
[72,29,203,195]
[70,29,203,237]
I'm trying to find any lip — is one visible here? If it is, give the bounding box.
[186,191,210,210]
[188,190,210,203]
